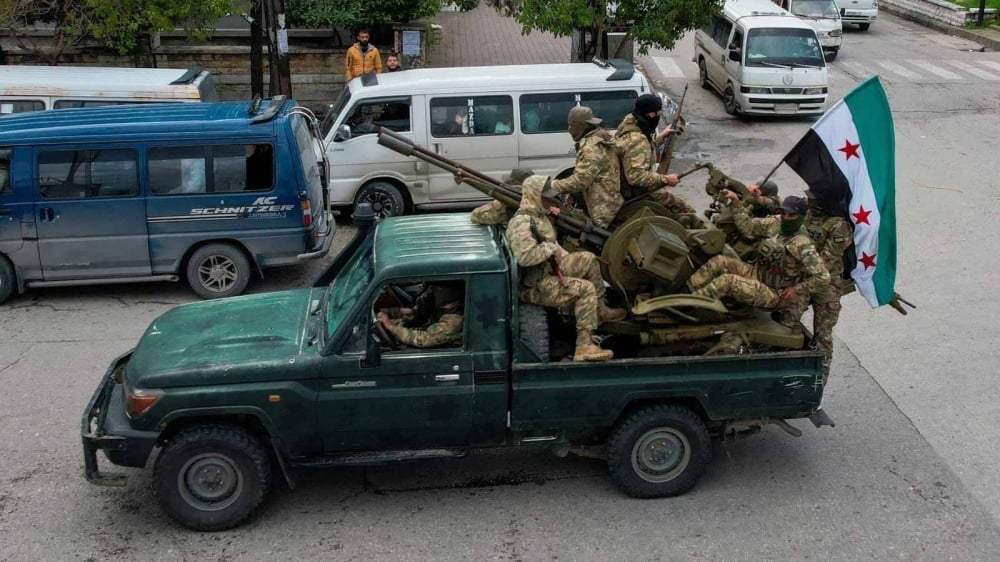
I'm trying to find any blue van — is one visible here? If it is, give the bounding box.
[0,97,334,303]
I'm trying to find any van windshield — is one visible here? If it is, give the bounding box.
[320,87,352,138]
[745,28,825,68]
[790,0,840,18]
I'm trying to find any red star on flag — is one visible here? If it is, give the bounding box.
[852,205,872,225]
[838,139,861,160]
[858,252,877,270]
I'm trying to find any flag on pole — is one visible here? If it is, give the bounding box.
[783,76,896,308]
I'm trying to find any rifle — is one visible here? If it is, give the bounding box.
[655,84,688,175]
[376,127,613,249]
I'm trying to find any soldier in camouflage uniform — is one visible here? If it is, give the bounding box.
[506,175,625,362]
[778,190,853,379]
[687,196,830,314]
[377,283,464,348]
[470,167,534,226]
[615,94,695,216]
[550,106,623,228]
[746,180,781,217]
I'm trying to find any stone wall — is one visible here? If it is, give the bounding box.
[880,0,997,27]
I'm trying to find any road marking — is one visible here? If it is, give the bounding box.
[651,56,685,79]
[919,62,963,80]
[977,60,1000,73]
[874,61,923,80]
[837,61,877,78]
[945,60,1000,80]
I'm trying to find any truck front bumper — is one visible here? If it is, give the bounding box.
[81,351,159,487]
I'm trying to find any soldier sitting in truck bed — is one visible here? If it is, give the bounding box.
[376,282,465,348]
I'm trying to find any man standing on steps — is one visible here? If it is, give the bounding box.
[345,28,382,81]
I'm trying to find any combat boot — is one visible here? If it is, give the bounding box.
[573,330,613,362]
[597,301,627,323]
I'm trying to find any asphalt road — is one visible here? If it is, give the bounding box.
[2,11,1000,561]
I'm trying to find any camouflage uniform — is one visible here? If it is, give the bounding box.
[779,209,852,376]
[551,128,623,229]
[688,203,830,312]
[470,168,533,226]
[506,176,617,361]
[615,113,695,216]
[384,302,464,348]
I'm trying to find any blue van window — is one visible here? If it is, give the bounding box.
[0,148,10,194]
[37,148,138,200]
[148,144,273,195]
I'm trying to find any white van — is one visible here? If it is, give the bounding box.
[694,0,829,117]
[777,0,843,61]
[835,0,877,30]
[318,60,648,217]
[0,65,218,115]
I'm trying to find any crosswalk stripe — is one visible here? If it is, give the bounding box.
[837,61,877,78]
[944,60,1000,80]
[974,60,1000,73]
[651,56,685,79]
[874,61,923,80]
[920,62,963,80]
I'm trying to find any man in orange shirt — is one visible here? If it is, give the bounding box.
[345,29,382,81]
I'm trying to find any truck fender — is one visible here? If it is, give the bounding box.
[609,391,712,428]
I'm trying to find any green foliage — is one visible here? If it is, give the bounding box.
[286,0,444,28]
[490,0,722,55]
[86,0,246,54]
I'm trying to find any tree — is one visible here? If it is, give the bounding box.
[487,0,722,62]
[285,0,446,29]
[0,0,244,65]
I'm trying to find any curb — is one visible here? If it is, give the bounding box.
[881,5,1000,51]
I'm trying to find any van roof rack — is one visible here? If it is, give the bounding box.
[170,64,204,85]
[360,72,379,87]
[250,95,288,123]
[592,57,634,81]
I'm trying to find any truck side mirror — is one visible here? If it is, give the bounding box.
[361,330,382,368]
[728,47,741,62]
[335,124,352,142]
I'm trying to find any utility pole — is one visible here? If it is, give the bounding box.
[263,0,293,98]
[250,0,264,99]
[977,0,986,27]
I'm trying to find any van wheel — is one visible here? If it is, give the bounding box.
[356,181,406,219]
[824,49,838,62]
[698,58,711,90]
[154,424,271,531]
[859,23,870,31]
[723,85,739,116]
[607,404,711,498]
[0,256,15,305]
[186,243,251,300]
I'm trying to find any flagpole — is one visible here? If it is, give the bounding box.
[760,133,807,185]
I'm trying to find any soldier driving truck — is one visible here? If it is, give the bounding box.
[376,282,465,349]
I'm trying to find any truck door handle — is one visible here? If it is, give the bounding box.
[40,207,55,222]
[434,374,460,382]
[433,143,442,155]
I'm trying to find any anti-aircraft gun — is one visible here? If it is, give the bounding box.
[376,128,807,356]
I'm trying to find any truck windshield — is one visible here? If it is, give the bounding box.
[320,87,352,138]
[745,28,825,68]
[325,243,374,340]
[791,0,840,18]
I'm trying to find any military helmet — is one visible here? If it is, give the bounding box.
[761,180,779,197]
[503,168,534,185]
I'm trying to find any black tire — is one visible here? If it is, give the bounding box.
[154,424,272,531]
[185,243,251,300]
[355,181,406,219]
[0,256,14,305]
[518,303,550,362]
[698,58,711,90]
[723,84,738,116]
[858,23,870,31]
[825,49,838,62]
[607,404,711,498]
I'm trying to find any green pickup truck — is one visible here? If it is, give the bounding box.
[82,207,831,531]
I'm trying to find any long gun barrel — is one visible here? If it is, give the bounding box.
[377,127,612,248]
[656,85,688,175]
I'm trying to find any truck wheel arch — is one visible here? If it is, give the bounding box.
[611,396,710,430]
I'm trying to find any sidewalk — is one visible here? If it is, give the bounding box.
[880,4,1000,50]
[425,3,569,68]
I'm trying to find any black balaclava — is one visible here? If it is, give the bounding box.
[633,93,663,139]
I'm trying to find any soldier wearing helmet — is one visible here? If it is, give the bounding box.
[470,167,534,226]
[549,106,622,228]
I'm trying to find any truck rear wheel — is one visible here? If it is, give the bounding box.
[154,424,272,531]
[186,243,251,299]
[607,404,711,498]
[0,256,14,304]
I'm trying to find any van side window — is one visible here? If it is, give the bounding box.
[519,93,576,134]
[430,96,514,137]
[37,149,138,200]
[711,16,733,47]
[148,144,274,195]
[581,90,638,128]
[0,148,11,194]
[731,29,744,52]
[343,98,411,137]
[0,100,44,115]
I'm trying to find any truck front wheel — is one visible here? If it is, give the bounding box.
[0,255,14,304]
[607,404,711,498]
[154,425,272,531]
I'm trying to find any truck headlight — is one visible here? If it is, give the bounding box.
[123,378,164,419]
[830,30,843,37]
[873,0,879,8]
[804,87,828,95]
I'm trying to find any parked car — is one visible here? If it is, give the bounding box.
[835,0,878,30]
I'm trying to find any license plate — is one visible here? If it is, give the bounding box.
[845,10,862,15]
[775,103,799,113]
